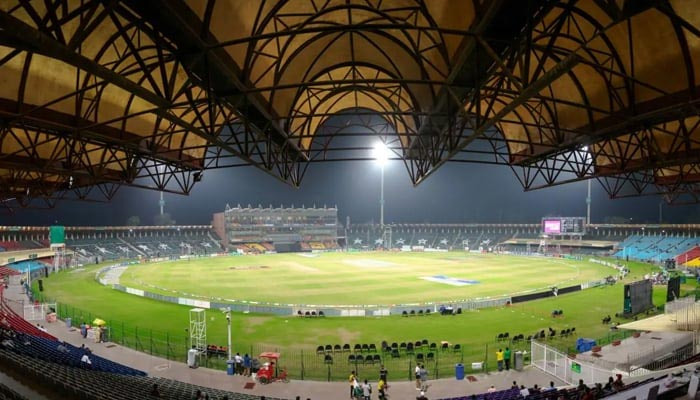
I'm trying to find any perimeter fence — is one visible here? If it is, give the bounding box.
[35,291,535,381]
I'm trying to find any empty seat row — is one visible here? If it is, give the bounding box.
[1,330,145,376]
[0,347,283,400]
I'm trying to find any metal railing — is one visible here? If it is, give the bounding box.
[36,291,535,381]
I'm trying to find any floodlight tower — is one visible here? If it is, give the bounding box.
[581,145,591,226]
[373,142,391,249]
[586,179,591,225]
[373,142,389,227]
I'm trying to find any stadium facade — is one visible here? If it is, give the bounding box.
[2,220,700,266]
[213,205,338,253]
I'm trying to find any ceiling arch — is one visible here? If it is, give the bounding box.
[1,0,700,210]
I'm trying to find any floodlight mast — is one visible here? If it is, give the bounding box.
[374,142,389,228]
[586,179,591,225]
[380,163,384,227]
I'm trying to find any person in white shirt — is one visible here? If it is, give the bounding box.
[519,385,530,397]
[234,353,243,374]
[415,364,421,390]
[80,354,92,367]
[361,379,371,400]
[544,381,557,392]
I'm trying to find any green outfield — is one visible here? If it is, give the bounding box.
[36,253,684,381]
[119,252,615,305]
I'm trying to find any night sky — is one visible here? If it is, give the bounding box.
[3,161,699,226]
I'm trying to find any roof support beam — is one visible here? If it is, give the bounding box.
[0,9,297,185]
[413,51,580,185]
[409,1,553,154]
[122,0,308,165]
[512,91,700,166]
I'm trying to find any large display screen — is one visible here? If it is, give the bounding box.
[541,217,586,235]
[542,219,562,234]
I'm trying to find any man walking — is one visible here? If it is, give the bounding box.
[243,353,251,376]
[234,352,243,374]
[504,347,511,371]
[414,364,421,390]
[378,378,388,400]
[496,348,504,371]
[361,379,372,400]
[380,364,388,383]
[419,364,428,392]
[349,370,357,399]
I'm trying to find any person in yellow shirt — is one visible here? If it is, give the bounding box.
[496,348,504,371]
[349,370,356,399]
[378,378,388,400]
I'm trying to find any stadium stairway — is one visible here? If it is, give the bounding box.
[0,286,56,341]
[0,267,20,278]
[117,237,146,257]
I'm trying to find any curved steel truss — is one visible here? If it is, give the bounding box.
[0,0,699,210]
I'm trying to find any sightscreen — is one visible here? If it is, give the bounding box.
[624,280,653,315]
[49,225,65,245]
[667,276,681,302]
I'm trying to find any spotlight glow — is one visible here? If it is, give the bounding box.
[373,142,390,166]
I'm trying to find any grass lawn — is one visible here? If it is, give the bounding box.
[118,252,615,305]
[37,253,679,381]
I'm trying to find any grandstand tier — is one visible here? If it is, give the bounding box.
[676,246,700,265]
[614,235,700,263]
[215,205,338,253]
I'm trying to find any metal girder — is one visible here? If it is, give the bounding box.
[408,1,553,152]
[506,113,700,191]
[595,166,700,205]
[411,52,580,185]
[0,126,205,196]
[121,0,308,163]
[512,88,700,167]
[0,99,206,169]
[0,8,300,186]
[0,179,121,214]
[0,0,699,208]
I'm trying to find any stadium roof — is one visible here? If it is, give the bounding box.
[1,0,700,211]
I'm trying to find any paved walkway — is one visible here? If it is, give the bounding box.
[4,283,566,399]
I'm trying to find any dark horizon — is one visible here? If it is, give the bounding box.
[3,161,699,227]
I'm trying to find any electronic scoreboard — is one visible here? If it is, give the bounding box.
[541,217,586,236]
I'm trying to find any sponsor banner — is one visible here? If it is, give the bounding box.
[125,287,145,297]
[178,297,211,309]
[588,258,626,273]
[424,248,448,252]
[340,309,366,317]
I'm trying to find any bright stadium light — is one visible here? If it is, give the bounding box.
[373,141,390,166]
